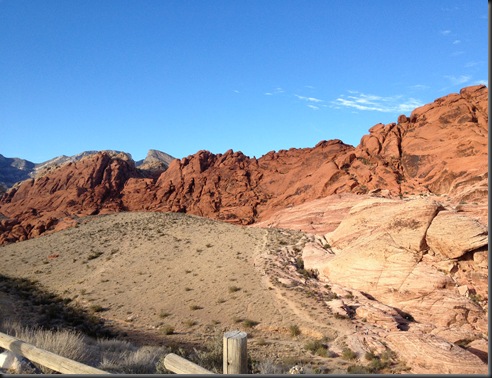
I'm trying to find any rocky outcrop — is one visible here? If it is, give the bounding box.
[355,85,488,203]
[0,85,488,243]
[320,198,487,331]
[298,196,488,373]
[426,211,488,259]
[0,152,144,244]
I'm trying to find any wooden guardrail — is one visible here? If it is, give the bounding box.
[1,329,249,374]
[0,331,110,374]
[164,353,214,374]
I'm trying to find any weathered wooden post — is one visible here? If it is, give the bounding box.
[223,330,248,374]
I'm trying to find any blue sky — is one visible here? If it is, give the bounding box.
[0,0,488,163]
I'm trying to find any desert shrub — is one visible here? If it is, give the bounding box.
[242,319,259,328]
[184,319,198,327]
[256,338,268,346]
[228,285,241,293]
[189,331,223,373]
[304,339,330,357]
[342,347,357,360]
[294,257,318,279]
[87,251,103,260]
[98,345,168,374]
[160,324,175,335]
[90,304,106,312]
[347,364,372,374]
[253,359,287,374]
[289,324,301,337]
[294,257,304,270]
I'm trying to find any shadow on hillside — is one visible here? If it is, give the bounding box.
[0,273,116,339]
[0,273,220,354]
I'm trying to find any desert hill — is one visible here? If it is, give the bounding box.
[0,85,487,244]
[0,211,377,373]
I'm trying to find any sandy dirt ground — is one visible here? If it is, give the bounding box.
[0,212,363,373]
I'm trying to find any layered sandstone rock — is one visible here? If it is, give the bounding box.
[296,196,488,373]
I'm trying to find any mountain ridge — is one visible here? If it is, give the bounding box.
[0,84,487,244]
[0,149,175,191]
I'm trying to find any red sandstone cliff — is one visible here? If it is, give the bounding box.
[0,85,487,244]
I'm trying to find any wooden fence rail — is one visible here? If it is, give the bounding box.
[0,330,248,374]
[164,353,214,374]
[0,331,110,374]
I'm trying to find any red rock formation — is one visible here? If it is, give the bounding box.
[0,152,143,243]
[0,85,488,244]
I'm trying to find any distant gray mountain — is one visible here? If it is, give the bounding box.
[0,149,175,191]
[0,154,35,192]
[136,149,175,172]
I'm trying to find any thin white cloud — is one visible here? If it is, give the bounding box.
[410,84,430,91]
[264,87,284,96]
[294,94,323,103]
[440,30,452,36]
[233,89,240,93]
[475,80,488,86]
[307,104,319,110]
[452,39,461,44]
[441,6,459,11]
[444,75,471,85]
[464,61,483,68]
[332,91,424,113]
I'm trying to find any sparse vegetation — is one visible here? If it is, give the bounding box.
[294,256,319,279]
[342,346,357,360]
[159,311,171,318]
[184,319,198,327]
[304,339,330,357]
[89,304,106,313]
[289,324,301,337]
[160,324,175,335]
[187,331,223,373]
[87,251,104,260]
[228,285,241,293]
[242,319,259,328]
[347,364,372,373]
